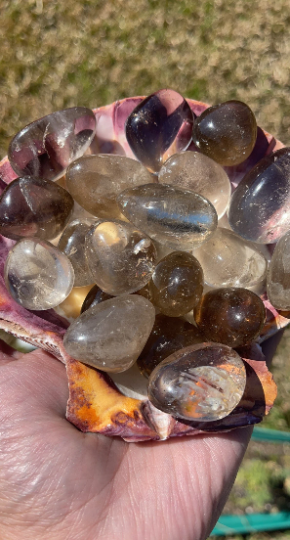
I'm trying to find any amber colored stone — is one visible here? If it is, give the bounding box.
[81,284,113,313]
[229,148,290,244]
[147,343,246,422]
[8,107,96,181]
[57,285,94,319]
[149,251,204,317]
[118,183,218,249]
[58,218,97,287]
[125,89,194,173]
[66,154,154,219]
[194,288,266,347]
[0,176,74,241]
[267,231,290,310]
[192,100,257,166]
[137,314,204,377]
[63,295,155,373]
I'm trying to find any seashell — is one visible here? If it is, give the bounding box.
[0,97,287,442]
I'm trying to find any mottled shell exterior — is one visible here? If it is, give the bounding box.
[0,97,287,442]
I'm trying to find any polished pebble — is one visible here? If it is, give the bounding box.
[125,89,194,173]
[195,287,266,347]
[229,148,290,244]
[81,284,113,313]
[148,343,246,422]
[159,151,231,218]
[194,228,267,289]
[85,220,157,295]
[137,314,204,377]
[0,176,74,241]
[117,183,218,249]
[66,154,154,219]
[8,107,96,181]
[5,238,74,310]
[63,295,155,372]
[192,100,257,166]
[149,251,204,317]
[267,231,290,310]
[58,218,97,287]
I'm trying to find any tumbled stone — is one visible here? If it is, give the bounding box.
[194,228,267,289]
[125,89,194,173]
[5,238,74,310]
[149,251,204,317]
[148,343,246,422]
[0,176,74,241]
[267,231,290,310]
[57,285,94,319]
[195,288,266,347]
[58,218,97,287]
[63,295,155,372]
[85,220,157,295]
[81,284,113,313]
[8,107,96,181]
[192,100,257,166]
[159,151,231,219]
[229,148,290,244]
[137,314,204,377]
[118,183,218,248]
[66,154,154,219]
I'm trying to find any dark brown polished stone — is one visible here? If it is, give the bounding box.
[81,284,113,314]
[194,287,266,347]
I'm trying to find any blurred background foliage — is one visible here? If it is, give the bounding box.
[1,0,290,537]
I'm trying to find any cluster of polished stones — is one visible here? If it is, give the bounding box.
[2,89,290,424]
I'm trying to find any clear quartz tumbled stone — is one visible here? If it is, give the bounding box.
[4,238,74,310]
[148,343,246,422]
[267,230,290,310]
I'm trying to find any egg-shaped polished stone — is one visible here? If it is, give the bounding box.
[58,218,98,287]
[8,107,96,181]
[194,228,267,289]
[63,294,155,372]
[148,343,246,422]
[137,314,204,377]
[267,231,290,310]
[149,251,204,317]
[118,183,218,248]
[125,89,194,173]
[229,148,290,244]
[159,151,231,219]
[192,100,257,166]
[0,176,74,241]
[5,238,74,310]
[66,154,154,219]
[81,284,113,313]
[195,288,266,347]
[85,220,157,295]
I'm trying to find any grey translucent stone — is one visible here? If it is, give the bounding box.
[63,294,155,372]
[8,107,96,181]
[117,183,218,249]
[58,218,98,287]
[267,231,290,310]
[85,220,157,295]
[194,228,267,289]
[159,152,231,219]
[148,343,246,422]
[4,238,74,310]
[66,154,154,219]
[229,148,290,244]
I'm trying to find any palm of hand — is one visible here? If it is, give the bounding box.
[0,345,258,540]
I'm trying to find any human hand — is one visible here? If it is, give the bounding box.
[0,333,281,540]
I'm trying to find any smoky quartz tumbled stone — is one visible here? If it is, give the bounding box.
[125,89,194,173]
[66,154,154,219]
[149,251,204,317]
[63,294,155,373]
[8,107,96,181]
[0,176,74,241]
[148,343,246,422]
[81,284,112,313]
[195,288,266,347]
[267,231,290,310]
[5,238,74,310]
[192,100,257,166]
